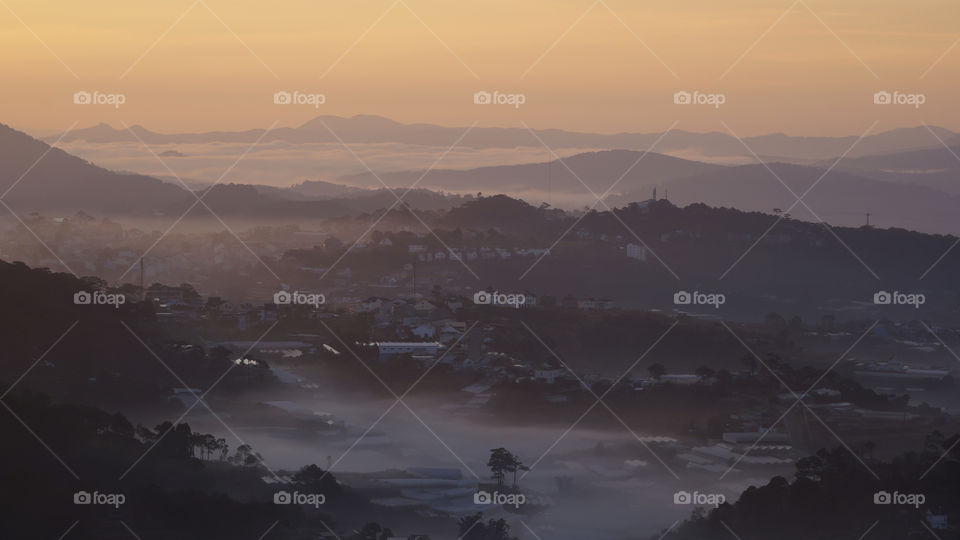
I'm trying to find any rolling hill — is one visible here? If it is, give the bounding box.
[614,162,960,234]
[0,124,192,215]
[828,145,960,196]
[334,149,723,196]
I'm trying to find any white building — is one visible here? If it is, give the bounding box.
[722,429,790,445]
[378,342,442,361]
[626,243,648,261]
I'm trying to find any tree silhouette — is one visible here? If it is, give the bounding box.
[486,448,529,489]
[508,453,529,488]
[695,365,715,382]
[457,514,518,540]
[648,363,667,381]
[487,448,513,488]
[291,464,343,498]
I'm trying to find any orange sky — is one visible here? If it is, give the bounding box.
[2,0,957,135]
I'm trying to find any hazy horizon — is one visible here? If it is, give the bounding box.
[18,114,960,140]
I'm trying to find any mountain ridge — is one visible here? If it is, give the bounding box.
[43,115,960,163]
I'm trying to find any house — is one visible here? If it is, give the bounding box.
[578,298,597,310]
[437,325,462,343]
[535,366,568,384]
[414,299,436,313]
[626,243,648,261]
[411,324,437,339]
[517,248,549,257]
[408,244,427,253]
[361,297,387,312]
[561,295,579,309]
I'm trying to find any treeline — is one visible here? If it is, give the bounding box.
[662,432,960,540]
[0,387,359,539]
[0,260,275,412]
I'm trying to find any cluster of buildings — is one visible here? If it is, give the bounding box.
[406,244,550,263]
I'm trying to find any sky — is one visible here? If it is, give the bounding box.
[2,0,958,136]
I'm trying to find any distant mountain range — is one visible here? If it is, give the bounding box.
[44,115,960,164]
[8,120,960,235]
[0,123,467,218]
